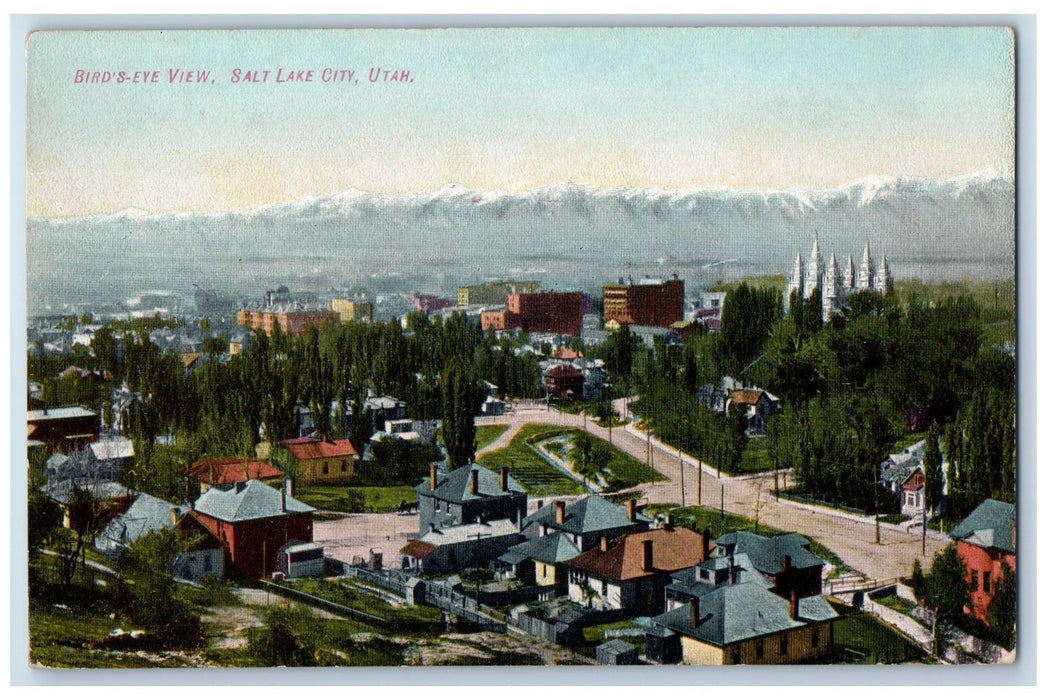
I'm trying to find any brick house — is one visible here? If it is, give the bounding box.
[949,498,1016,623]
[191,480,315,579]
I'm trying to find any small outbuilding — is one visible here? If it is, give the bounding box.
[276,540,325,578]
[595,638,639,665]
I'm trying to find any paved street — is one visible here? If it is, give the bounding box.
[476,405,947,581]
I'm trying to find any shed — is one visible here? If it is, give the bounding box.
[595,638,639,665]
[276,540,325,578]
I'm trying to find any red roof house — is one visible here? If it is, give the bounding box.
[187,457,284,490]
[280,436,358,486]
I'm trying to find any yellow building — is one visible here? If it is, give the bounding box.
[280,437,358,486]
[331,298,373,323]
[498,531,581,592]
[456,280,539,307]
[653,581,837,665]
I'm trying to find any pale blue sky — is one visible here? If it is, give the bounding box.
[27,27,1014,215]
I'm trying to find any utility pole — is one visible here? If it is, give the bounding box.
[646,430,651,468]
[679,448,685,507]
[697,459,702,506]
[720,483,725,530]
[922,502,927,557]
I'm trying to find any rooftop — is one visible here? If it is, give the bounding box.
[713,531,824,575]
[194,480,313,523]
[281,437,357,460]
[28,406,97,422]
[415,463,526,502]
[504,532,581,565]
[949,498,1016,553]
[570,527,707,582]
[187,457,283,485]
[525,495,653,536]
[417,518,520,547]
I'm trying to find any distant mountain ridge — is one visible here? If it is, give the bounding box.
[27,172,1015,314]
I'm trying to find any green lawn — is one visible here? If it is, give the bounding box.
[829,603,935,664]
[737,439,774,475]
[294,484,419,513]
[477,424,588,496]
[279,578,444,630]
[474,424,509,451]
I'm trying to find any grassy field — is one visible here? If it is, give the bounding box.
[474,424,509,451]
[279,577,444,629]
[294,484,418,513]
[536,428,665,491]
[737,439,774,475]
[477,424,588,496]
[828,603,934,664]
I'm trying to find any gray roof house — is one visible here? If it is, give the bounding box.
[949,498,1016,554]
[523,495,653,552]
[414,463,528,536]
[95,492,187,559]
[713,531,826,597]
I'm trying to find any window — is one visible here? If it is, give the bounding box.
[755,640,764,659]
[983,571,991,593]
[730,648,741,665]
[322,461,329,475]
[341,460,348,472]
[970,572,979,591]
[812,627,820,648]
[779,633,789,655]
[601,581,608,596]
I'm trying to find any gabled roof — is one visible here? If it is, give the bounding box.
[417,518,520,546]
[949,498,1016,553]
[98,493,186,544]
[187,457,283,485]
[729,389,765,406]
[551,346,583,360]
[524,495,653,536]
[90,437,135,461]
[506,532,581,564]
[414,463,526,502]
[713,531,824,574]
[28,406,97,422]
[193,480,313,523]
[570,527,707,582]
[400,540,436,559]
[655,583,838,646]
[281,437,357,461]
[43,479,135,505]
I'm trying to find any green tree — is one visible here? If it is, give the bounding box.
[249,604,318,666]
[119,528,203,648]
[441,356,481,468]
[924,544,972,656]
[987,562,1017,650]
[924,421,944,517]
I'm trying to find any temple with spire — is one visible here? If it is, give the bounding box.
[784,236,893,321]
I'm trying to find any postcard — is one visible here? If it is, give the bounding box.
[23,26,1017,671]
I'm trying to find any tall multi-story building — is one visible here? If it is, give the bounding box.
[784,236,893,321]
[330,297,373,323]
[236,302,340,337]
[602,277,684,329]
[481,291,587,336]
[457,280,540,307]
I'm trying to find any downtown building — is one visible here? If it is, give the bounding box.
[602,276,685,329]
[480,291,588,337]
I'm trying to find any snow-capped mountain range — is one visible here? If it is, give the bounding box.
[27,172,1015,314]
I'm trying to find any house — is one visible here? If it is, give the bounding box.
[879,440,928,515]
[186,456,284,491]
[28,406,99,453]
[42,479,136,529]
[948,498,1016,623]
[712,531,825,597]
[94,492,211,568]
[414,463,528,536]
[281,436,358,486]
[567,526,710,616]
[726,389,780,437]
[899,468,927,518]
[650,578,838,665]
[87,437,135,480]
[191,480,315,579]
[543,365,584,400]
[522,496,653,552]
[495,532,580,592]
[399,518,524,574]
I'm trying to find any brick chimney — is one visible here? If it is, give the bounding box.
[703,528,711,557]
[470,469,479,496]
[171,507,180,526]
[500,466,509,492]
[627,498,636,521]
[429,464,437,491]
[642,539,654,571]
[689,597,699,628]
[555,500,566,525]
[280,486,287,513]
[789,588,799,621]
[600,535,609,552]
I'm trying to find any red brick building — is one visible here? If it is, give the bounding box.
[949,499,1016,623]
[602,278,684,329]
[27,406,99,453]
[236,303,339,337]
[191,480,315,579]
[481,291,587,336]
[544,365,585,400]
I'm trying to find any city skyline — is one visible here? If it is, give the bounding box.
[27,27,1014,217]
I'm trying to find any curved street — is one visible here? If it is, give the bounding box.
[476,404,947,582]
